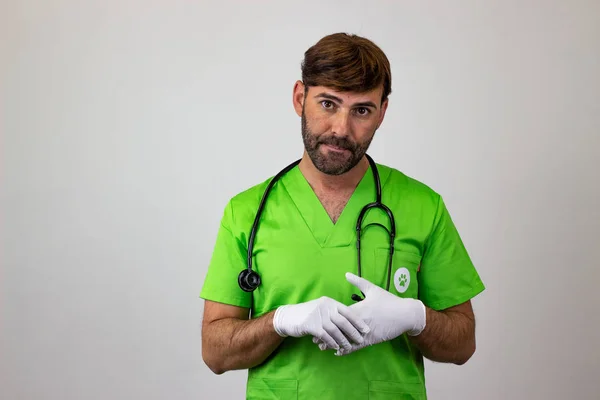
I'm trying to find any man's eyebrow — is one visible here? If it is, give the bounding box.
[314,92,378,109]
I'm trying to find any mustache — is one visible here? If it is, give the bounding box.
[317,136,356,151]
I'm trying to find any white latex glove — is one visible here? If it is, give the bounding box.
[273,296,371,352]
[313,273,426,356]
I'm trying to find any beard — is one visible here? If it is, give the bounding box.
[301,110,374,176]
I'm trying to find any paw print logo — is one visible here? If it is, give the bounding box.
[398,273,407,287]
[393,267,410,293]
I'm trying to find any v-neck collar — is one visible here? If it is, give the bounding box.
[281,162,389,248]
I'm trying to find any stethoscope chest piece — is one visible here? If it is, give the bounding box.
[238,269,261,292]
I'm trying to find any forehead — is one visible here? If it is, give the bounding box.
[306,85,383,103]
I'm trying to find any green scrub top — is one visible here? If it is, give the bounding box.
[200,162,485,400]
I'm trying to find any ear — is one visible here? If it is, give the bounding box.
[292,80,305,117]
[376,98,389,130]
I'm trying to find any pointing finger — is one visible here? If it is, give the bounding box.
[345,272,376,296]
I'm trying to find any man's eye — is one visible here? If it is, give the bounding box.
[356,107,369,115]
[321,100,333,109]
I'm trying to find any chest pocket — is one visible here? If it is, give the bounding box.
[373,249,422,299]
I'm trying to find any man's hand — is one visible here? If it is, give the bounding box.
[313,273,426,356]
[273,296,371,353]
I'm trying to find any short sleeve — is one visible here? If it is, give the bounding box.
[199,200,252,308]
[417,195,485,311]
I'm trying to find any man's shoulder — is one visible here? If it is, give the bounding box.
[220,174,277,229]
[230,176,272,207]
[379,163,441,202]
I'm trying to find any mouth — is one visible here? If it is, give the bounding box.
[321,144,350,154]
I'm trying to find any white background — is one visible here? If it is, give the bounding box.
[2,1,599,399]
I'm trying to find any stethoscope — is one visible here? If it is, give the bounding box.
[237,154,396,302]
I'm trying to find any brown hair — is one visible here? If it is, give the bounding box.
[301,33,392,103]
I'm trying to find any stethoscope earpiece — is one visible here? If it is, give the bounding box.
[238,269,261,292]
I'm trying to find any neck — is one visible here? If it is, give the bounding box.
[298,152,369,193]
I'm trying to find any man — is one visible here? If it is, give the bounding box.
[200,32,485,399]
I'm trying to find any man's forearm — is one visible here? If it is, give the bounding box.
[202,311,284,374]
[409,306,476,365]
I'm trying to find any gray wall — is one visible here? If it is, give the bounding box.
[2,1,599,399]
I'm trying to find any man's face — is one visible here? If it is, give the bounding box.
[297,84,388,176]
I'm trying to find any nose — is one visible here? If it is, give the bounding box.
[330,109,351,137]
